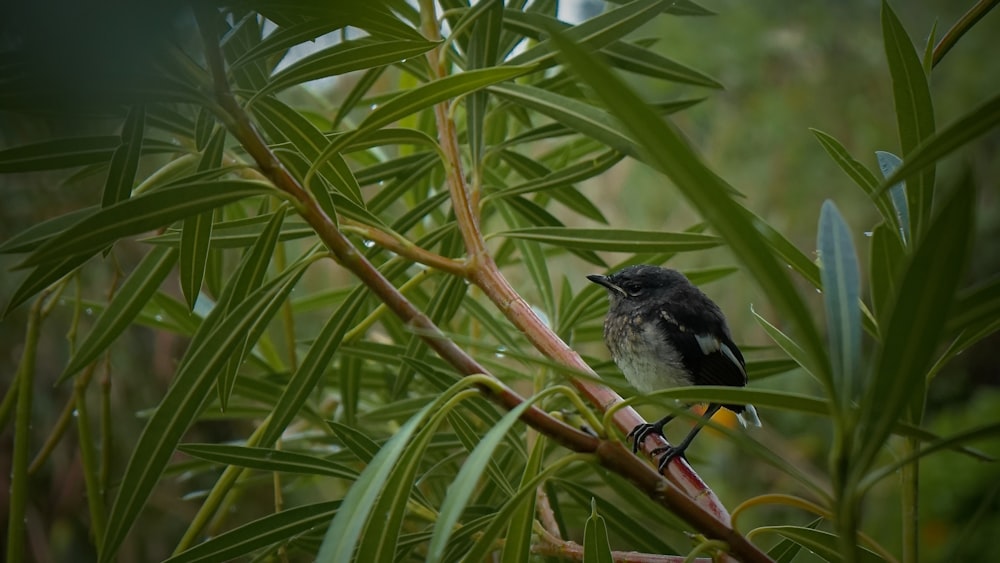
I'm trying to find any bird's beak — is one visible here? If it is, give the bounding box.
[586,274,626,296]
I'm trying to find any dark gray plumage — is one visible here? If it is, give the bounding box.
[588,265,760,470]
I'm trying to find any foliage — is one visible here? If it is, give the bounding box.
[1,1,998,562]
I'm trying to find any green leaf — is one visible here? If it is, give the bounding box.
[465,0,503,166]
[506,0,675,68]
[5,253,91,317]
[163,501,340,563]
[256,38,438,98]
[486,149,625,201]
[101,105,145,207]
[309,66,532,182]
[868,223,905,323]
[756,526,885,563]
[489,83,637,157]
[0,136,186,173]
[818,201,862,407]
[253,96,364,205]
[810,128,903,242]
[178,444,358,479]
[855,175,973,474]
[179,212,214,310]
[59,246,177,382]
[496,201,554,318]
[19,180,273,268]
[498,435,546,563]
[99,261,310,563]
[231,19,345,69]
[497,227,721,253]
[316,389,457,563]
[0,206,98,254]
[882,0,935,239]
[875,151,911,246]
[427,395,536,561]
[549,23,830,389]
[881,92,1000,191]
[583,499,614,563]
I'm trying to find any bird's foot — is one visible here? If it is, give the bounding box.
[626,422,664,454]
[650,444,686,472]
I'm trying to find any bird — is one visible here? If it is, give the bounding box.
[587,265,760,471]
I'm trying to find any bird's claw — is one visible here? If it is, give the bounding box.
[626,422,662,454]
[650,444,685,471]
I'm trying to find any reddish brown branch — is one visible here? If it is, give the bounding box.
[197,7,770,562]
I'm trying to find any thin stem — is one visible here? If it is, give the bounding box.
[76,371,107,543]
[900,437,919,563]
[932,0,999,68]
[340,218,467,277]
[7,293,48,563]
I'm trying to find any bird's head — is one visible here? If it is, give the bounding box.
[586,265,689,305]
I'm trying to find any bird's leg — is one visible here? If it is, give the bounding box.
[650,403,722,471]
[626,414,675,454]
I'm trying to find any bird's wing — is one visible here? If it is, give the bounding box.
[656,308,748,388]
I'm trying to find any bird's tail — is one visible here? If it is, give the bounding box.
[737,404,762,428]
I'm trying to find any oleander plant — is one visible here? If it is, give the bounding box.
[2,1,998,562]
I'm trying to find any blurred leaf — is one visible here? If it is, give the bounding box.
[881,92,1000,191]
[497,227,721,252]
[332,66,386,128]
[559,479,679,554]
[163,501,341,563]
[882,0,935,239]
[875,151,911,246]
[0,136,186,173]
[59,246,177,382]
[583,499,614,563]
[868,223,905,323]
[326,419,380,464]
[506,0,675,68]
[19,180,273,268]
[311,66,532,180]
[5,253,91,317]
[256,38,438,98]
[178,444,358,479]
[810,128,902,242]
[502,10,720,87]
[231,19,345,69]
[756,526,885,563]
[489,83,637,157]
[549,25,830,389]
[856,176,973,474]
[498,435,546,563]
[946,277,1000,340]
[428,395,536,561]
[486,149,624,201]
[0,206,98,254]
[101,104,145,207]
[767,518,823,563]
[818,201,862,407]
[100,261,310,563]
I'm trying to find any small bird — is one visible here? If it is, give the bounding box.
[587,265,760,471]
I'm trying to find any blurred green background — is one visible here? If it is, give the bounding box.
[1,0,998,560]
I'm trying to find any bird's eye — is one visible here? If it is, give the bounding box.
[623,282,642,296]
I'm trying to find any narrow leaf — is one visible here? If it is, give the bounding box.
[497,227,721,252]
[101,105,145,207]
[583,499,614,563]
[60,246,177,381]
[427,395,537,561]
[818,201,862,406]
[178,444,358,479]
[20,181,273,268]
[883,0,935,239]
[856,176,973,473]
